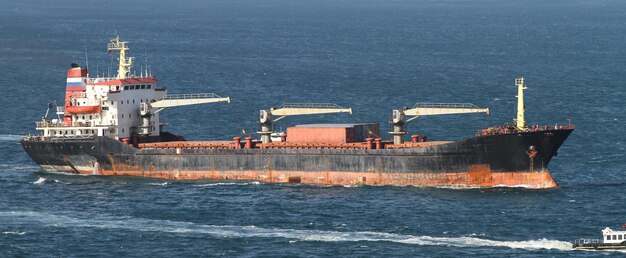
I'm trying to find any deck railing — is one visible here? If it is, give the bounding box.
[161,93,223,100]
[279,103,347,109]
[574,238,599,245]
[412,102,481,109]
[36,120,97,128]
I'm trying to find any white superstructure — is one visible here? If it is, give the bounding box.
[602,227,626,244]
[35,35,229,143]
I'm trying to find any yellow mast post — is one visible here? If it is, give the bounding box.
[107,35,133,79]
[515,77,527,130]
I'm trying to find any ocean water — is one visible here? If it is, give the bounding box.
[1,0,625,256]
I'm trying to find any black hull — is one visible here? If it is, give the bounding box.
[573,242,626,250]
[20,129,573,187]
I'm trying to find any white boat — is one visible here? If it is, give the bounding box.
[573,225,626,250]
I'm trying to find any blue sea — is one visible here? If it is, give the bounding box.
[1,0,625,256]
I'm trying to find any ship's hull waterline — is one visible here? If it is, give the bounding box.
[21,128,573,188]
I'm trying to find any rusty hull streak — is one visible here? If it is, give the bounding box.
[72,165,558,188]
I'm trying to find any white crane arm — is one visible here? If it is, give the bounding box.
[403,103,489,117]
[269,103,352,117]
[150,93,230,109]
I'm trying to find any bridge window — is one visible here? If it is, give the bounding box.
[140,85,146,89]
[132,99,135,104]
[607,235,611,240]
[147,85,152,89]
[124,86,128,90]
[619,235,623,240]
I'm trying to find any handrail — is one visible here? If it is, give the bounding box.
[574,238,599,244]
[68,92,87,99]
[22,134,96,141]
[35,120,110,128]
[279,103,347,109]
[161,93,223,100]
[412,102,481,109]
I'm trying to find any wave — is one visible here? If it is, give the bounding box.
[31,177,46,184]
[2,231,26,235]
[0,211,572,251]
[0,134,22,142]
[53,179,70,184]
[29,177,69,185]
[147,182,169,186]
[0,164,39,172]
[433,184,545,190]
[194,181,261,187]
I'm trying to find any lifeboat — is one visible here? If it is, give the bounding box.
[65,105,101,114]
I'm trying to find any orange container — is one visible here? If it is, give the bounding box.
[286,126,355,143]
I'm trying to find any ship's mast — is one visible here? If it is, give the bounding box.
[107,35,133,79]
[515,77,526,130]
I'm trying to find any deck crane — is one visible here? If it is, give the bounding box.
[390,102,490,145]
[138,93,231,136]
[258,103,352,144]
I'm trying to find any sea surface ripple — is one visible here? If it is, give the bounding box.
[1,0,625,256]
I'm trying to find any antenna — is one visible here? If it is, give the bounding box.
[84,42,89,73]
[144,48,148,78]
[108,54,113,78]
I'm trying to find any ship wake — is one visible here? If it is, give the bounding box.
[193,181,261,187]
[0,211,574,251]
[0,134,23,142]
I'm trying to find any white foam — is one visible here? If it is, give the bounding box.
[2,231,26,235]
[492,184,542,189]
[31,177,46,184]
[0,134,22,141]
[0,164,39,172]
[0,211,573,251]
[433,184,543,190]
[434,185,482,190]
[148,182,169,186]
[194,181,261,187]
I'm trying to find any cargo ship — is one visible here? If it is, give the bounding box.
[20,35,574,188]
[573,225,626,250]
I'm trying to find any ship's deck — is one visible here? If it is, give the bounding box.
[137,140,452,150]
